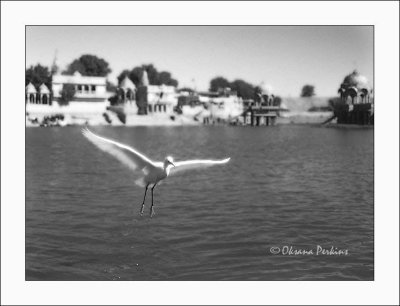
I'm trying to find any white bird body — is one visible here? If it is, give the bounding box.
[137,162,169,188]
[82,128,230,216]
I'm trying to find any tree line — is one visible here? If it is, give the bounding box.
[26,53,320,104]
[25,55,179,91]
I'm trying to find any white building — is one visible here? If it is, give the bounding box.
[209,94,244,120]
[52,71,110,110]
[196,88,244,121]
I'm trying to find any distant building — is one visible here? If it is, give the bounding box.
[240,82,280,126]
[256,82,275,106]
[25,82,51,105]
[333,70,374,125]
[39,83,51,105]
[338,70,373,105]
[209,93,243,120]
[191,87,244,123]
[52,71,109,107]
[118,75,136,106]
[177,92,202,108]
[136,70,178,115]
[25,82,37,104]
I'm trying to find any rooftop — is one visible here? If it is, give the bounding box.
[39,83,50,94]
[26,82,37,93]
[119,76,136,90]
[52,71,106,85]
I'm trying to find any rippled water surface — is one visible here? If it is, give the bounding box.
[26,125,373,280]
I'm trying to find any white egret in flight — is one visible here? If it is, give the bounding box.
[82,128,230,217]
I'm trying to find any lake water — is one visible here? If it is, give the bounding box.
[26,125,374,280]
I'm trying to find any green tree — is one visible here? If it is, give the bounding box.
[64,54,111,76]
[117,64,178,87]
[25,64,52,89]
[117,69,132,85]
[229,79,255,99]
[158,71,178,86]
[58,84,75,105]
[210,77,255,99]
[209,77,230,92]
[300,85,315,97]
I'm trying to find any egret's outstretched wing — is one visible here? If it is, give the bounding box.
[82,128,156,172]
[171,158,230,175]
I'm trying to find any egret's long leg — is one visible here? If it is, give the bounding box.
[150,184,157,217]
[140,184,149,216]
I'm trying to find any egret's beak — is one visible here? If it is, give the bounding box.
[169,161,176,167]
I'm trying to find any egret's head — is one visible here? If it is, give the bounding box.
[164,156,175,168]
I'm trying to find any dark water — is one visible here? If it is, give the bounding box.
[26,125,374,280]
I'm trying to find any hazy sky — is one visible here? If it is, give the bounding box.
[26,26,373,97]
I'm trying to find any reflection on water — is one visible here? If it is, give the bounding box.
[26,125,373,280]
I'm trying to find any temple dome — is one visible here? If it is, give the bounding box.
[119,76,136,90]
[26,82,37,93]
[259,82,274,95]
[39,83,50,94]
[342,70,369,90]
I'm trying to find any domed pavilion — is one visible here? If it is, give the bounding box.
[25,82,37,104]
[338,70,372,105]
[118,75,136,105]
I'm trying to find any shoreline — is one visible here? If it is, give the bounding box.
[26,105,372,128]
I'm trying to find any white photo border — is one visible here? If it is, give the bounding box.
[1,1,399,305]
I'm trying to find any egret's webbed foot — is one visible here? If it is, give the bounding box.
[150,207,155,217]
